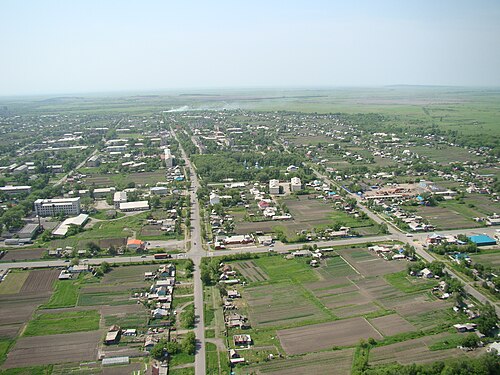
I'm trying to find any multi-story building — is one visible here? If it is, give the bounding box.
[34,197,81,217]
[113,191,127,209]
[291,177,302,192]
[0,185,32,195]
[269,179,280,195]
[164,148,174,168]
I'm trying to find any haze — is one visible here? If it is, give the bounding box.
[1,0,500,96]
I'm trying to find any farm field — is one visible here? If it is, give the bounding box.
[277,317,382,355]
[81,171,166,187]
[239,348,354,375]
[0,248,45,262]
[2,331,101,369]
[233,260,269,282]
[23,310,100,336]
[0,271,29,295]
[411,205,482,230]
[469,251,500,268]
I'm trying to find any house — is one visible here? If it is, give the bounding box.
[210,193,220,205]
[486,342,500,356]
[227,290,241,299]
[150,186,168,196]
[127,239,145,251]
[229,349,245,364]
[68,264,90,273]
[104,325,121,345]
[233,334,252,346]
[151,308,169,319]
[453,323,477,333]
[144,336,157,351]
[420,268,434,279]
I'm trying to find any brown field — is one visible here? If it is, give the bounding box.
[278,317,382,355]
[140,225,163,236]
[99,237,126,248]
[1,248,46,261]
[102,265,159,284]
[0,293,53,338]
[247,348,354,375]
[369,314,416,336]
[3,330,102,368]
[369,333,478,366]
[20,269,59,293]
[234,260,269,282]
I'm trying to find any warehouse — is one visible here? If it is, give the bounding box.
[468,234,497,246]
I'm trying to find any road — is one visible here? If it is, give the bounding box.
[53,148,98,187]
[172,127,206,375]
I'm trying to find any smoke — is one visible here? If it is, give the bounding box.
[163,102,243,113]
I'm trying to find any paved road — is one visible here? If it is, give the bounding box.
[53,148,98,187]
[173,127,206,375]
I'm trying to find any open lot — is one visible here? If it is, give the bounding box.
[412,205,481,230]
[0,293,50,338]
[336,248,406,277]
[277,316,382,355]
[470,251,500,268]
[24,309,100,336]
[3,330,101,368]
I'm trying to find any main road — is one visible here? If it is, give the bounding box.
[172,127,206,375]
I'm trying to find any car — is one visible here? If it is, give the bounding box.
[64,259,70,262]
[405,233,413,237]
[141,255,147,258]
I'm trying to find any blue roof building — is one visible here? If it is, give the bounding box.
[468,235,497,246]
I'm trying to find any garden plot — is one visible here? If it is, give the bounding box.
[369,314,416,336]
[277,316,382,355]
[369,334,471,366]
[20,269,59,293]
[233,260,269,282]
[3,330,101,368]
[1,248,45,261]
[245,283,328,328]
[245,348,354,375]
[337,248,406,277]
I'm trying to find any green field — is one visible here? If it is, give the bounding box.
[0,366,53,375]
[42,280,80,309]
[385,271,438,293]
[24,310,100,336]
[0,339,13,365]
[78,291,133,306]
[251,255,318,284]
[0,272,29,295]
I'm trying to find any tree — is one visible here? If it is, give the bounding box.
[181,304,195,329]
[86,241,101,253]
[151,342,167,360]
[181,331,196,355]
[460,333,479,349]
[70,257,80,266]
[100,261,111,273]
[108,245,117,256]
[477,302,498,337]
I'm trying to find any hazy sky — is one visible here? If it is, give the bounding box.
[1,0,500,95]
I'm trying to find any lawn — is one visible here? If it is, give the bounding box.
[41,280,79,308]
[169,368,195,375]
[384,271,438,293]
[169,352,195,367]
[23,310,100,336]
[78,291,133,306]
[0,271,29,295]
[206,342,219,375]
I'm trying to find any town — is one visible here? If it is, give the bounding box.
[0,87,498,375]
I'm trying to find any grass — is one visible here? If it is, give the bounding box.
[205,329,215,338]
[0,366,53,375]
[206,342,220,375]
[169,352,195,367]
[41,280,79,308]
[169,368,195,375]
[0,271,29,295]
[251,255,318,284]
[384,271,438,293]
[104,312,148,328]
[24,310,100,336]
[428,333,464,351]
[0,339,13,366]
[78,291,133,306]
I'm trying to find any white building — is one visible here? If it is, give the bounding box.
[113,191,127,209]
[94,187,116,199]
[52,214,89,237]
[269,179,280,195]
[209,192,220,205]
[34,197,81,217]
[290,177,301,192]
[0,185,31,195]
[164,148,174,168]
[120,201,150,212]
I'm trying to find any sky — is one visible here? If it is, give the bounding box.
[1,0,500,96]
